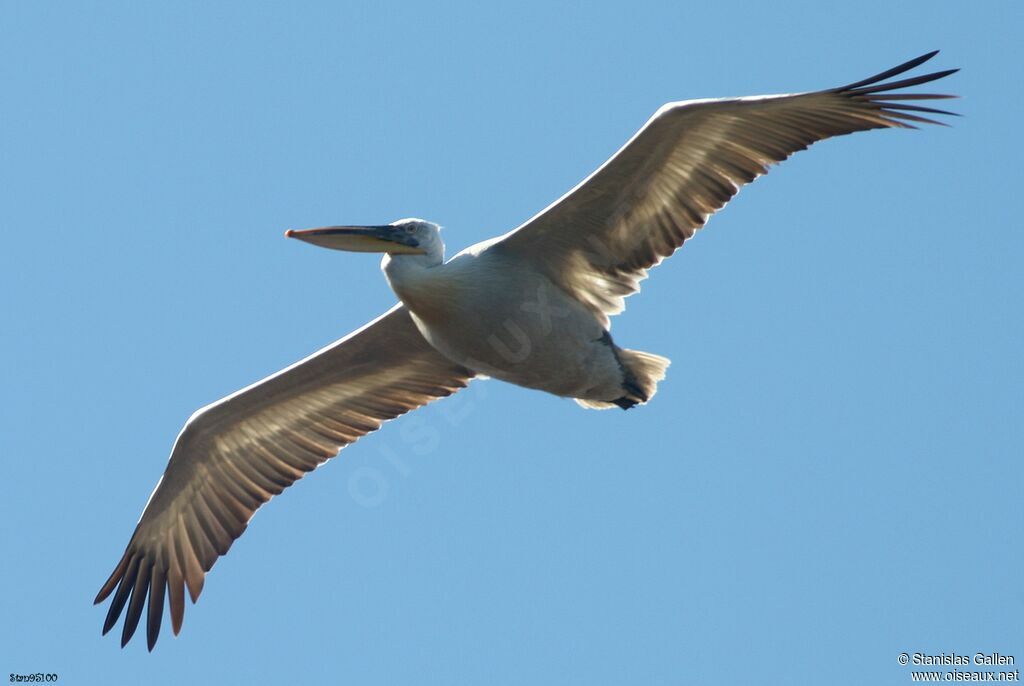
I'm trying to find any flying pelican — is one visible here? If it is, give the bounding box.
[96,52,957,649]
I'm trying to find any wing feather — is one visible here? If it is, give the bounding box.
[494,52,957,326]
[95,304,473,648]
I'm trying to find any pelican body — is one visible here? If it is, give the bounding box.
[96,52,957,650]
[375,229,666,409]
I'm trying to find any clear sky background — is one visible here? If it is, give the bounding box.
[2,2,1021,684]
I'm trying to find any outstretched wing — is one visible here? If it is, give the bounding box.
[95,304,474,650]
[493,52,958,327]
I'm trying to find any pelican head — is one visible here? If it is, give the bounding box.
[285,218,442,259]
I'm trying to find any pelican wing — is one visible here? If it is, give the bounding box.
[95,304,473,650]
[494,52,958,327]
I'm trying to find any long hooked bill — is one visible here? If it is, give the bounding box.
[284,224,425,254]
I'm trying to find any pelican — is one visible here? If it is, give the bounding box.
[96,52,957,649]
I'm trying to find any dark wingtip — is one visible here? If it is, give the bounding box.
[146,569,167,651]
[847,68,959,96]
[119,559,151,648]
[833,53,959,129]
[101,554,141,638]
[95,553,130,604]
[836,51,953,93]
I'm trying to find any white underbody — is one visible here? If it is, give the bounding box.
[383,244,629,403]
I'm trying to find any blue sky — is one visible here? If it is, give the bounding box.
[2,2,1021,684]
